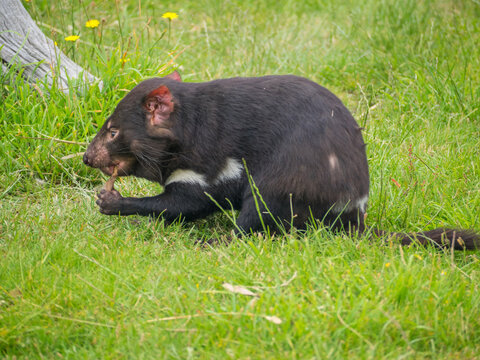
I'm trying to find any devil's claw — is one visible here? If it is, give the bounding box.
[96,189,123,215]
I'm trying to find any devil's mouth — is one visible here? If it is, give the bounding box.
[101,161,127,176]
[101,164,117,176]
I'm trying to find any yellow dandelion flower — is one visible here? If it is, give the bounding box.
[385,262,391,268]
[162,12,178,20]
[85,19,100,28]
[65,35,80,42]
[54,41,58,46]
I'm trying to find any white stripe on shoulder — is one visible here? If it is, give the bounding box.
[214,158,243,184]
[165,169,208,187]
[164,158,243,187]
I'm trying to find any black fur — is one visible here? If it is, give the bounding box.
[83,73,479,249]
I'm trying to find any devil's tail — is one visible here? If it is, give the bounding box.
[373,228,480,250]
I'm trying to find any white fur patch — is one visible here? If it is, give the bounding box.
[332,195,369,214]
[214,158,243,184]
[165,158,243,187]
[355,195,369,213]
[328,154,339,171]
[165,169,208,187]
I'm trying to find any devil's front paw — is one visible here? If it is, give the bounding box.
[96,189,124,215]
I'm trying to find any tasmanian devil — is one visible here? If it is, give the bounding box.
[83,71,479,249]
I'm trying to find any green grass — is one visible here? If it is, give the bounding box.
[1,0,480,358]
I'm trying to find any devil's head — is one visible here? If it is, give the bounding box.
[83,71,182,182]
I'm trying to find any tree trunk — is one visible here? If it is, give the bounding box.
[0,0,101,93]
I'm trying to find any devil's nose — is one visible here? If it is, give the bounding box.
[83,153,90,165]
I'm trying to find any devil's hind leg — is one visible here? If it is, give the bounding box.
[235,191,295,235]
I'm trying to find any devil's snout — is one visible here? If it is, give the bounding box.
[83,152,91,166]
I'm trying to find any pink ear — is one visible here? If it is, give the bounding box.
[144,86,174,126]
[164,70,182,82]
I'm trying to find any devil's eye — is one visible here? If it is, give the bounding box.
[110,129,118,138]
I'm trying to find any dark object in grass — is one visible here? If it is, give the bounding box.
[83,72,480,249]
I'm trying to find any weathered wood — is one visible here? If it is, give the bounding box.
[0,0,101,93]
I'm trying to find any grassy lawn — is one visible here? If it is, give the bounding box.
[1,0,480,358]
